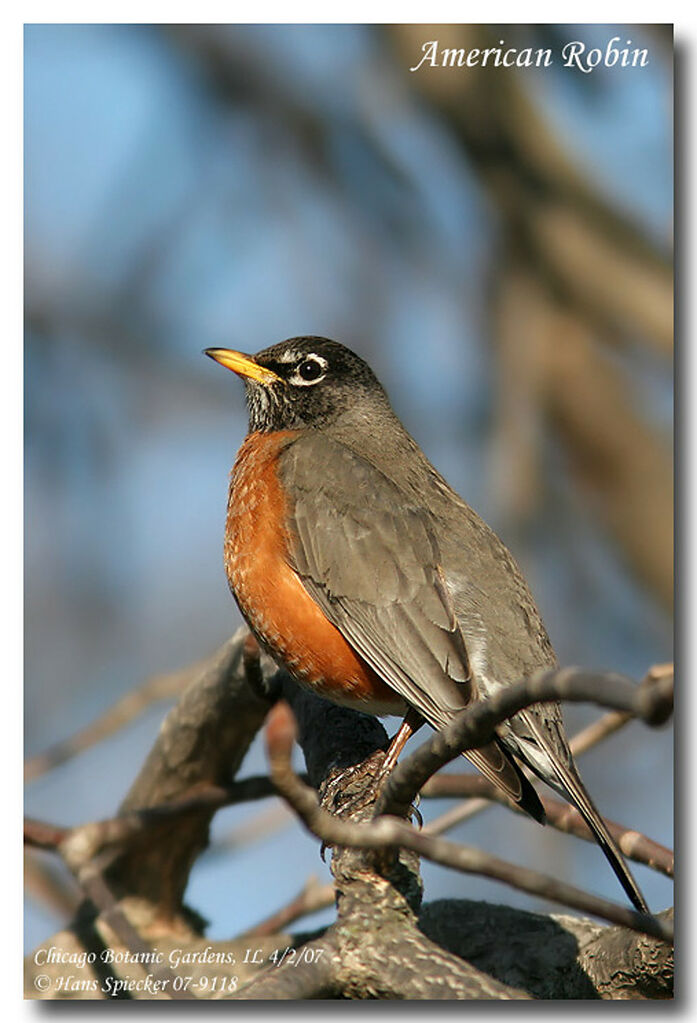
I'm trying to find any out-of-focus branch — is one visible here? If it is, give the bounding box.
[24,817,69,850]
[24,851,81,919]
[390,24,673,358]
[99,630,277,920]
[24,651,222,783]
[390,23,673,613]
[542,310,673,610]
[529,202,673,354]
[239,876,335,938]
[421,795,492,835]
[24,816,197,1001]
[26,628,283,937]
[25,628,287,947]
[494,266,673,609]
[70,857,197,1001]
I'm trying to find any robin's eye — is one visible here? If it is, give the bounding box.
[292,357,326,385]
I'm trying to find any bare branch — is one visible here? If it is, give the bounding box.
[570,664,674,756]
[26,643,673,1000]
[234,891,532,1000]
[422,796,492,836]
[578,909,674,999]
[418,664,675,865]
[103,630,276,918]
[418,899,673,999]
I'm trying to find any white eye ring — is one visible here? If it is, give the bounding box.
[289,354,328,386]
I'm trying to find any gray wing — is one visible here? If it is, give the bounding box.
[280,434,545,817]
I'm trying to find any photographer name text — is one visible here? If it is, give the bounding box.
[31,943,324,998]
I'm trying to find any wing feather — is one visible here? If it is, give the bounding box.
[280,436,545,819]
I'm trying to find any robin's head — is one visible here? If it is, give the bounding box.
[205,337,391,432]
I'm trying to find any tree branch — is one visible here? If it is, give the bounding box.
[26,630,673,1000]
[265,701,672,942]
[100,630,278,919]
[232,940,340,999]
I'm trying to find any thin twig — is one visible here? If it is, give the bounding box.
[24,653,220,783]
[420,775,673,876]
[422,797,492,836]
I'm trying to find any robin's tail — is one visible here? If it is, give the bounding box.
[554,760,649,914]
[510,708,650,914]
[466,742,547,825]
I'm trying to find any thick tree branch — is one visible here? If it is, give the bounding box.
[578,909,674,999]
[418,900,673,1000]
[103,630,277,919]
[232,940,340,999]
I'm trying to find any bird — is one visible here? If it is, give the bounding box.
[205,335,649,914]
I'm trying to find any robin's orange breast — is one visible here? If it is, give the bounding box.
[225,430,404,715]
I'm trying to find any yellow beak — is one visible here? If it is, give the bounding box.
[204,348,281,385]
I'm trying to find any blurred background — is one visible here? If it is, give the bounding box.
[24,24,673,953]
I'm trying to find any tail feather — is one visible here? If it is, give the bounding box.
[558,763,649,915]
[466,742,547,825]
[516,709,649,914]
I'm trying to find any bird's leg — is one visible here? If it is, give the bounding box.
[381,707,425,775]
[317,711,426,859]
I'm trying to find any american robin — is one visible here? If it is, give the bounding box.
[205,336,648,914]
